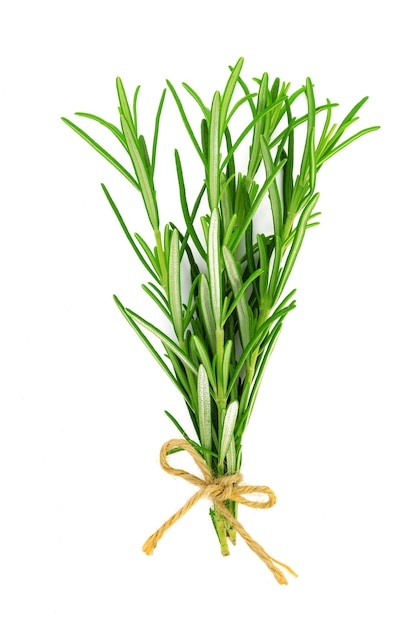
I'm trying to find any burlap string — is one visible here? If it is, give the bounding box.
[142,438,297,585]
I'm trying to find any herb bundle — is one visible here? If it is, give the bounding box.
[63,58,378,584]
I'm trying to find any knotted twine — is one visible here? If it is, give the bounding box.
[142,438,297,585]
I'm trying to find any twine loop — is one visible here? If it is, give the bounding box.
[142,438,297,585]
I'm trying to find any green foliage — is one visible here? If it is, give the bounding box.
[63,59,379,480]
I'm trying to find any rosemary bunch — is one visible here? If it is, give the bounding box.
[63,58,379,557]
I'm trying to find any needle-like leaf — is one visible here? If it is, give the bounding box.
[193,336,216,390]
[182,82,210,120]
[199,273,216,355]
[75,112,126,146]
[220,57,244,134]
[276,193,320,300]
[208,91,221,212]
[124,305,197,376]
[197,365,212,465]
[168,229,183,342]
[101,184,158,280]
[208,208,222,328]
[61,117,139,188]
[151,88,166,174]
[219,400,239,466]
[120,114,159,230]
[166,80,205,164]
[116,77,136,136]
[223,246,251,349]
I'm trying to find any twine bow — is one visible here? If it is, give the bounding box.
[142,439,297,585]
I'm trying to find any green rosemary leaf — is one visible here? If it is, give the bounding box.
[226,299,296,398]
[221,96,288,171]
[318,126,381,165]
[269,101,337,151]
[219,400,239,466]
[142,284,171,319]
[219,173,234,230]
[220,56,244,134]
[208,91,221,212]
[138,135,152,176]
[120,114,159,230]
[236,322,283,436]
[225,92,257,127]
[165,411,218,458]
[306,77,317,191]
[220,175,236,206]
[132,85,140,133]
[200,119,209,162]
[200,216,209,247]
[112,295,185,393]
[282,100,294,219]
[233,70,257,116]
[164,410,194,446]
[224,127,236,204]
[116,77,136,136]
[221,339,234,393]
[225,437,236,474]
[166,80,206,164]
[174,150,207,260]
[165,346,195,407]
[245,220,258,301]
[223,214,238,248]
[276,193,320,300]
[101,185,158,280]
[230,158,286,252]
[182,272,200,324]
[163,223,172,267]
[174,226,201,280]
[168,229,183,342]
[220,294,233,327]
[256,234,269,302]
[299,77,316,192]
[197,365,212,465]
[146,282,169,307]
[182,82,210,119]
[61,118,139,188]
[260,136,282,236]
[248,72,269,180]
[325,96,369,153]
[315,98,333,158]
[151,88,166,174]
[222,268,263,324]
[74,112,126,146]
[193,337,216,389]
[125,306,197,376]
[271,77,280,103]
[208,208,222,328]
[234,173,250,227]
[199,274,216,355]
[133,232,160,275]
[223,246,251,349]
[267,235,282,297]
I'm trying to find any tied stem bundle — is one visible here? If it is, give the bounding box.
[63,58,379,583]
[142,439,297,585]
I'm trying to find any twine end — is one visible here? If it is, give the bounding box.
[142,539,156,556]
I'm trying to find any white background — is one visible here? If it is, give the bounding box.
[1,1,416,624]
